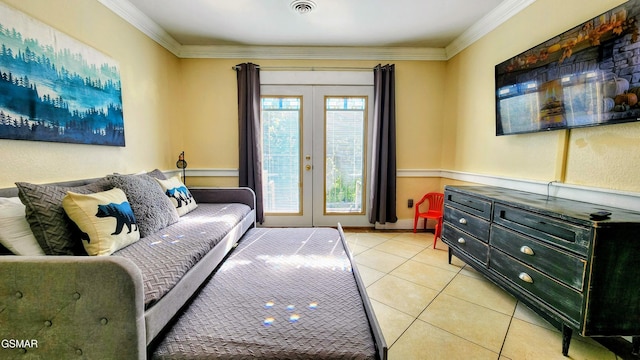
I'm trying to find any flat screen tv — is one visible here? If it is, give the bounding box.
[495,0,640,135]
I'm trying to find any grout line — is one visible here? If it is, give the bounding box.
[497,300,519,358]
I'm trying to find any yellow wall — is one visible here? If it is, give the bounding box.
[4,0,638,223]
[180,59,445,171]
[0,0,181,188]
[444,0,640,192]
[180,59,446,220]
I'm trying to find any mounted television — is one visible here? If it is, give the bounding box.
[495,0,640,136]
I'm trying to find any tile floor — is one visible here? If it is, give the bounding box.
[343,230,625,360]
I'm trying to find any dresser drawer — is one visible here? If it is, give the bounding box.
[444,205,490,241]
[442,223,488,265]
[490,224,587,291]
[444,190,492,220]
[490,249,583,325]
[493,203,591,256]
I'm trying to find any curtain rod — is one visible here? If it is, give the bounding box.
[232,65,372,71]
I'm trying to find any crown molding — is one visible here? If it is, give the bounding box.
[179,45,447,60]
[445,0,537,59]
[96,0,182,56]
[99,0,535,61]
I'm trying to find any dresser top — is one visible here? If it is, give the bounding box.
[445,185,640,226]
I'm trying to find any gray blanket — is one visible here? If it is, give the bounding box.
[114,203,252,309]
[152,227,377,359]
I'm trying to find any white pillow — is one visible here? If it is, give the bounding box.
[0,197,45,255]
[155,176,198,216]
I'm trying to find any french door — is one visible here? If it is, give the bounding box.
[260,85,373,227]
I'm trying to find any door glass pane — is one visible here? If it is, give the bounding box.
[261,97,301,213]
[325,97,366,214]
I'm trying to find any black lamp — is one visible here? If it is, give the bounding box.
[176,151,187,184]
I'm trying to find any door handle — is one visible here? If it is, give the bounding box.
[305,164,312,171]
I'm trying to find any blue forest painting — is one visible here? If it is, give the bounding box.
[0,3,124,146]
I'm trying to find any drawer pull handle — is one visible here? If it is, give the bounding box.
[457,237,466,244]
[520,246,535,256]
[519,272,534,283]
[459,218,467,225]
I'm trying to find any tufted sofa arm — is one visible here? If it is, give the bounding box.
[0,256,145,359]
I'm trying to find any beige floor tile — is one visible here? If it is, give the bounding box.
[345,242,370,255]
[345,233,389,249]
[374,239,425,259]
[388,319,499,360]
[502,318,616,360]
[459,263,487,280]
[412,247,465,272]
[354,248,407,273]
[356,264,386,287]
[512,304,617,348]
[389,232,434,248]
[367,275,439,317]
[390,260,457,291]
[370,299,416,346]
[512,302,555,331]
[443,273,517,316]
[419,293,512,353]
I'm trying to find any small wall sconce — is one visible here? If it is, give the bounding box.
[176,151,187,184]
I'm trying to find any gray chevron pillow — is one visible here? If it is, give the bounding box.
[16,178,113,255]
[107,174,179,237]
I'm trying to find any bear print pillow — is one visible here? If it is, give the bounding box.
[62,188,140,256]
[155,176,198,216]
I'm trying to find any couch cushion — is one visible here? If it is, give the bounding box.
[0,197,45,255]
[107,174,179,238]
[113,203,251,308]
[155,176,198,216]
[16,179,113,255]
[63,188,141,256]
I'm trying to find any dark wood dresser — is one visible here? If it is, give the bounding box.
[442,185,640,356]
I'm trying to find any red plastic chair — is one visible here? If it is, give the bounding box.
[413,192,445,248]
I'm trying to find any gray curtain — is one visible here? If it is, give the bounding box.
[369,64,397,224]
[235,63,264,223]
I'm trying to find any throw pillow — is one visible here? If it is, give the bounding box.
[15,178,112,255]
[146,168,167,180]
[106,174,179,237]
[155,176,198,216]
[0,197,45,256]
[62,188,140,256]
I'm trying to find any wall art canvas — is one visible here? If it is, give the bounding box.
[495,0,640,136]
[0,3,125,146]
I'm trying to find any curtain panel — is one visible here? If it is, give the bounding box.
[235,63,264,223]
[369,64,397,225]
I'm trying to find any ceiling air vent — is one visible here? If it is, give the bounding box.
[290,0,317,15]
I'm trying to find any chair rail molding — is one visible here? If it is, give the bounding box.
[174,167,640,214]
[441,170,640,213]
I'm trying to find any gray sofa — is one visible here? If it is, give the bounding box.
[0,173,255,359]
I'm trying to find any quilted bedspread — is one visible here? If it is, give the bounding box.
[152,227,377,360]
[113,203,252,309]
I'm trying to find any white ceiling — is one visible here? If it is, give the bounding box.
[99,0,536,59]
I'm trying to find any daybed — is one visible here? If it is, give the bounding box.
[0,171,256,359]
[0,172,386,360]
